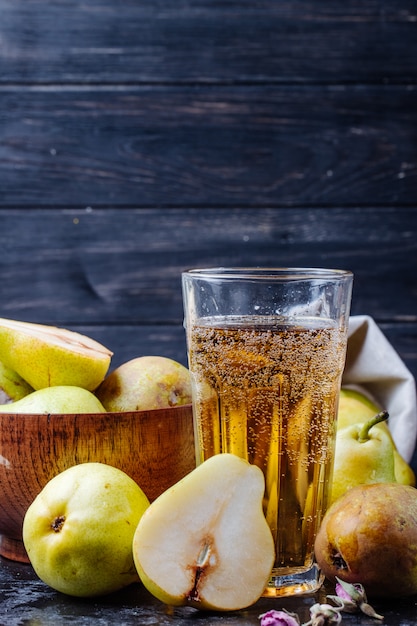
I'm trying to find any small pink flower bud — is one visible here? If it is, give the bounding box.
[335,578,364,604]
[259,609,301,626]
[327,577,384,620]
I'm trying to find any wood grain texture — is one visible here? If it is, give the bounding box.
[0,208,416,324]
[0,406,195,560]
[1,86,416,207]
[0,1,416,84]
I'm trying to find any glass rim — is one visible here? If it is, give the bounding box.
[182,267,353,281]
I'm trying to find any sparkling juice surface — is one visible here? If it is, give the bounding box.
[188,315,346,573]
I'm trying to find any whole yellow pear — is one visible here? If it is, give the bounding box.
[23,462,150,597]
[0,386,106,414]
[337,387,381,429]
[330,411,396,505]
[338,388,415,486]
[96,356,192,412]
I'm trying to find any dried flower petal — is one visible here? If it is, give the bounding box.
[327,577,384,621]
[336,583,356,604]
[326,597,357,615]
[259,608,301,626]
[359,602,385,621]
[336,577,366,603]
[306,602,343,626]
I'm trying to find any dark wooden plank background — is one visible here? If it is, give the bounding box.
[1,86,416,206]
[1,1,416,84]
[0,1,416,468]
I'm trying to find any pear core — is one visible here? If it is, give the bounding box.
[132,453,275,611]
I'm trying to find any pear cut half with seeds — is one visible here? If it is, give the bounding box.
[133,453,275,611]
[0,317,112,391]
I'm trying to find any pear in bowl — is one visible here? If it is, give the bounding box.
[0,360,34,403]
[0,386,106,414]
[96,355,192,412]
[0,319,195,563]
[0,317,112,391]
[0,402,195,563]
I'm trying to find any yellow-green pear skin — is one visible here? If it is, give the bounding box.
[96,355,192,412]
[0,317,113,391]
[337,388,381,429]
[394,451,416,486]
[22,462,150,597]
[330,413,396,506]
[338,388,415,486]
[315,483,417,598]
[132,453,275,611]
[0,360,34,403]
[0,386,107,414]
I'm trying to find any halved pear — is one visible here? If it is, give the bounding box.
[0,318,112,391]
[132,453,275,611]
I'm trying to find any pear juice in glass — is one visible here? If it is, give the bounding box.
[182,268,353,597]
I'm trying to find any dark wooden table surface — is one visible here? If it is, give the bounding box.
[2,555,417,626]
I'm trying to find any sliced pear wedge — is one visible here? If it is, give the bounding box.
[0,317,112,391]
[133,453,275,611]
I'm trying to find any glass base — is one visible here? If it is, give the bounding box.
[262,563,324,597]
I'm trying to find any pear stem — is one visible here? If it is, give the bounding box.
[358,411,389,443]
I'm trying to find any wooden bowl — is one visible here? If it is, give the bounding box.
[0,405,195,563]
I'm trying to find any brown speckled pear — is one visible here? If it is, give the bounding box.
[315,482,417,598]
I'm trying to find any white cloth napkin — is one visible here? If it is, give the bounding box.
[342,315,417,462]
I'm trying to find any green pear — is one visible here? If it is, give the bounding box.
[0,360,34,403]
[0,386,107,414]
[132,453,275,611]
[315,482,417,598]
[338,387,381,429]
[392,449,416,486]
[330,411,396,505]
[96,355,192,412]
[23,462,150,597]
[338,388,415,486]
[0,317,112,391]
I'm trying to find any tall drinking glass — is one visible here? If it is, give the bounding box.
[182,268,353,597]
